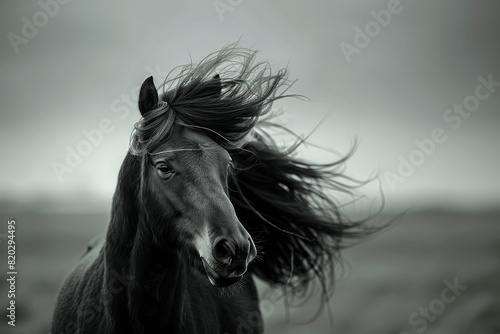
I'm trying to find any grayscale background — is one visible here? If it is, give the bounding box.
[0,0,499,333]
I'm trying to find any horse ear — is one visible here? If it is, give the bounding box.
[198,74,222,98]
[138,76,159,116]
[211,73,221,94]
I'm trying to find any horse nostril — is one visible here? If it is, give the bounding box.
[213,239,233,265]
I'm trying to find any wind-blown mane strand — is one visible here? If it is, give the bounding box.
[228,130,381,299]
[130,44,299,156]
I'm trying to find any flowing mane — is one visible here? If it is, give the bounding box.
[129,46,293,155]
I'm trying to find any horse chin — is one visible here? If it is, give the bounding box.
[201,257,242,288]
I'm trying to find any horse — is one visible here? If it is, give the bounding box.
[51,45,375,334]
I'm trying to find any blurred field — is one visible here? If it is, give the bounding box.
[0,209,499,334]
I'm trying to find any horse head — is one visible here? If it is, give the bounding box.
[134,75,257,287]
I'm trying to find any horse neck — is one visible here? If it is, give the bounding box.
[103,153,193,333]
[129,236,190,332]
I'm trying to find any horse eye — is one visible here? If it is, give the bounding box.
[157,164,174,176]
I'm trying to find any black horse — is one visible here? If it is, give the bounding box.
[52,45,374,333]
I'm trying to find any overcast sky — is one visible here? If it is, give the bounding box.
[1,0,499,210]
